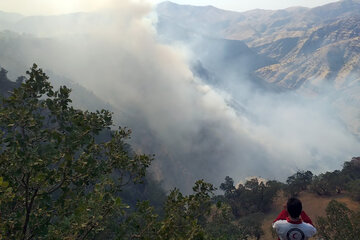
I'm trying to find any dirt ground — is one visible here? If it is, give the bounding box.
[259,191,360,240]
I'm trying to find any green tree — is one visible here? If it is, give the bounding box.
[118,180,216,240]
[311,170,346,196]
[342,157,360,181]
[239,213,264,240]
[0,64,152,239]
[205,201,251,240]
[286,170,313,196]
[317,200,360,239]
[219,176,236,198]
[346,179,360,201]
[158,180,215,240]
[220,177,280,218]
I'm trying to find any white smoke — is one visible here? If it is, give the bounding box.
[0,0,359,191]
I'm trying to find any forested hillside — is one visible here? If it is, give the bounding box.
[0,1,360,238]
[0,0,358,194]
[0,66,359,239]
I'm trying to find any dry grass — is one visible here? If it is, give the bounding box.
[259,191,360,240]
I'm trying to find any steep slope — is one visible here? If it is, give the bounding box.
[254,15,360,136]
[157,1,360,90]
[255,16,360,89]
[156,7,278,91]
[157,1,360,136]
[157,1,243,39]
[0,31,114,112]
[157,0,360,46]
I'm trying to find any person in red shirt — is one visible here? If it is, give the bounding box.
[273,197,316,240]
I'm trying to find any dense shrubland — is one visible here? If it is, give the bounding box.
[0,65,360,239]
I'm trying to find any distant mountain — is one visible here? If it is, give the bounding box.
[156,4,278,92]
[157,2,242,39]
[0,31,113,113]
[157,0,360,45]
[0,11,23,30]
[157,1,360,87]
[255,16,360,89]
[157,0,360,135]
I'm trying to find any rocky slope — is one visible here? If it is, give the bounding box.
[157,0,360,88]
[157,0,360,135]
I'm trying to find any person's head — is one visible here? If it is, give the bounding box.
[287,197,302,219]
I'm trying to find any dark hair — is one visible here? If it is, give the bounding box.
[287,197,302,218]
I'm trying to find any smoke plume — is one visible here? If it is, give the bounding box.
[0,0,359,192]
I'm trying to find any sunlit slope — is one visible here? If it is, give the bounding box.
[158,1,360,90]
[157,0,360,44]
[255,16,360,89]
[157,0,360,136]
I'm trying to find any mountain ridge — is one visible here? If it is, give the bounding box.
[156,0,360,137]
[157,0,360,45]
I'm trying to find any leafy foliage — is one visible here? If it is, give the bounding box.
[2,65,360,239]
[219,176,235,198]
[217,176,281,240]
[286,170,313,196]
[238,213,264,240]
[0,64,152,239]
[205,202,245,240]
[346,179,360,201]
[317,200,360,239]
[220,176,280,218]
[342,157,360,180]
[309,157,360,201]
[310,170,345,196]
[117,180,216,240]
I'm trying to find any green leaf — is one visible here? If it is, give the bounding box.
[1,181,9,188]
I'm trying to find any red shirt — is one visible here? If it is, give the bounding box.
[273,210,316,240]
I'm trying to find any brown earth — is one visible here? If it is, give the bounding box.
[259,191,360,240]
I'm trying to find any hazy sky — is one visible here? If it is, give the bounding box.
[0,0,340,15]
[152,0,340,11]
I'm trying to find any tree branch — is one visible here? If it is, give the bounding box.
[131,220,156,239]
[78,205,113,240]
[22,174,39,240]
[39,171,66,195]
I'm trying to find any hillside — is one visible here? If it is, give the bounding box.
[0,1,360,239]
[255,15,360,89]
[261,191,360,239]
[156,0,360,136]
[157,0,360,89]
[1,63,360,239]
[0,10,23,30]
[0,0,359,193]
[157,0,360,44]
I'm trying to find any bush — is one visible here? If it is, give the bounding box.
[317,200,360,239]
